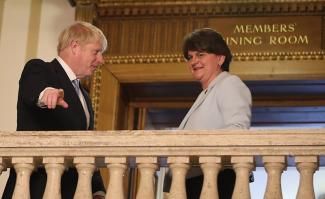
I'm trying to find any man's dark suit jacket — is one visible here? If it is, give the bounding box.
[2,59,105,199]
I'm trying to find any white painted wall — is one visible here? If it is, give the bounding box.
[0,0,75,130]
[0,0,32,132]
[38,0,75,61]
[0,0,74,195]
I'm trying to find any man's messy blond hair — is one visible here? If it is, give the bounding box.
[57,21,107,54]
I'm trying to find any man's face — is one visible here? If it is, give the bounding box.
[187,50,224,89]
[74,41,104,78]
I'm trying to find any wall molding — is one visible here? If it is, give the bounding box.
[25,0,42,61]
[104,51,325,65]
[95,1,325,17]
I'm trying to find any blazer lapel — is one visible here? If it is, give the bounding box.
[179,90,208,129]
[178,72,229,129]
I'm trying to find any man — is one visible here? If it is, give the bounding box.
[2,21,108,199]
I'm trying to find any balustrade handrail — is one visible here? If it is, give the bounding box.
[0,129,324,199]
[0,129,324,157]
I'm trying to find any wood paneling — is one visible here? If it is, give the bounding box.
[72,0,325,129]
[95,66,120,130]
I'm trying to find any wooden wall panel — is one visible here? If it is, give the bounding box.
[73,0,325,130]
[74,0,325,79]
[95,66,120,130]
[96,17,207,56]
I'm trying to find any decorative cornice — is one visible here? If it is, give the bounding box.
[95,1,325,17]
[97,0,325,5]
[233,51,325,61]
[105,54,184,64]
[74,0,95,5]
[104,51,325,64]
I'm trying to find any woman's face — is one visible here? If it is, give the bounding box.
[187,50,225,89]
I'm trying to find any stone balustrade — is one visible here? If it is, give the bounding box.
[0,129,324,199]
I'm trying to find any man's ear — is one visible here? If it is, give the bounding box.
[70,40,79,54]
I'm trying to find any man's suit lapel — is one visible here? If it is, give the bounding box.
[51,59,88,129]
[80,87,94,130]
[52,59,81,105]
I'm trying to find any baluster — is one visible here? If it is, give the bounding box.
[295,156,318,199]
[263,156,286,199]
[43,157,65,199]
[231,156,254,199]
[199,156,222,199]
[136,157,157,199]
[73,157,95,199]
[12,157,34,199]
[167,157,189,199]
[105,157,127,199]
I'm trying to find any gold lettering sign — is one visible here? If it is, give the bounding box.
[208,16,322,54]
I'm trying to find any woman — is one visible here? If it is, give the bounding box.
[180,28,252,199]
